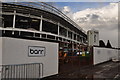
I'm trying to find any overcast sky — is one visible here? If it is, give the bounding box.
[53,2,118,47]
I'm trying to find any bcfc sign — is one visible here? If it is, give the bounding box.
[28,46,45,57]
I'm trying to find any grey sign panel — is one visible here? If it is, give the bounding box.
[28,46,46,57]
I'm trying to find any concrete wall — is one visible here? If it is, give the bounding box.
[93,47,119,65]
[1,37,58,78]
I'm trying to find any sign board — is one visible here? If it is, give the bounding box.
[28,46,45,57]
[82,52,85,56]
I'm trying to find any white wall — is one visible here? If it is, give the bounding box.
[0,37,2,79]
[0,37,2,65]
[93,47,119,65]
[2,37,58,78]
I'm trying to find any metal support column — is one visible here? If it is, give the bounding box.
[67,30,68,38]
[58,22,59,35]
[40,15,43,38]
[12,10,16,34]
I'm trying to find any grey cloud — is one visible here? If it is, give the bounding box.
[76,17,88,23]
[64,3,118,47]
[86,14,99,19]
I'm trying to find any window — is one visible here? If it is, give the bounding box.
[30,18,40,30]
[74,34,76,40]
[2,15,13,28]
[15,16,30,29]
[59,26,67,37]
[42,20,58,34]
[15,16,40,30]
[77,35,80,41]
[68,31,72,39]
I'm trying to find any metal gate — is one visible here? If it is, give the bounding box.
[1,63,43,79]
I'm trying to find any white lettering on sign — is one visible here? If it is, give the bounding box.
[28,46,45,57]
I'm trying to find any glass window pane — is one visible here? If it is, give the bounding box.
[42,20,58,34]
[2,15,13,28]
[15,16,40,31]
[15,15,30,29]
[59,26,67,37]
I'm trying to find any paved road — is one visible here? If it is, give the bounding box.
[42,61,120,80]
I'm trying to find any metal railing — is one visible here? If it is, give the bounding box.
[0,63,43,79]
[0,27,83,44]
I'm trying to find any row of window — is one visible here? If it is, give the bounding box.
[2,15,85,41]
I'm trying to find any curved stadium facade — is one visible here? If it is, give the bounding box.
[1,2,87,53]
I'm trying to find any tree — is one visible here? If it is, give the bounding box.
[99,40,106,47]
[106,40,112,48]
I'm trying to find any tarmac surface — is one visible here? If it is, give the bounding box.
[41,61,120,80]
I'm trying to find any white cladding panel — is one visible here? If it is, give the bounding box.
[87,30,99,46]
[2,37,58,78]
[0,38,2,65]
[0,37,2,79]
[93,47,119,65]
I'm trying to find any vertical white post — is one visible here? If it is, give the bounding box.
[13,10,16,29]
[82,37,83,43]
[39,15,43,31]
[66,30,68,38]
[72,32,74,40]
[0,37,2,80]
[72,42,74,53]
[40,15,43,38]
[12,10,16,34]
[58,23,59,35]
[76,35,78,41]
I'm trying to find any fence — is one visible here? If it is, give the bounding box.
[0,63,43,79]
[93,47,119,65]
